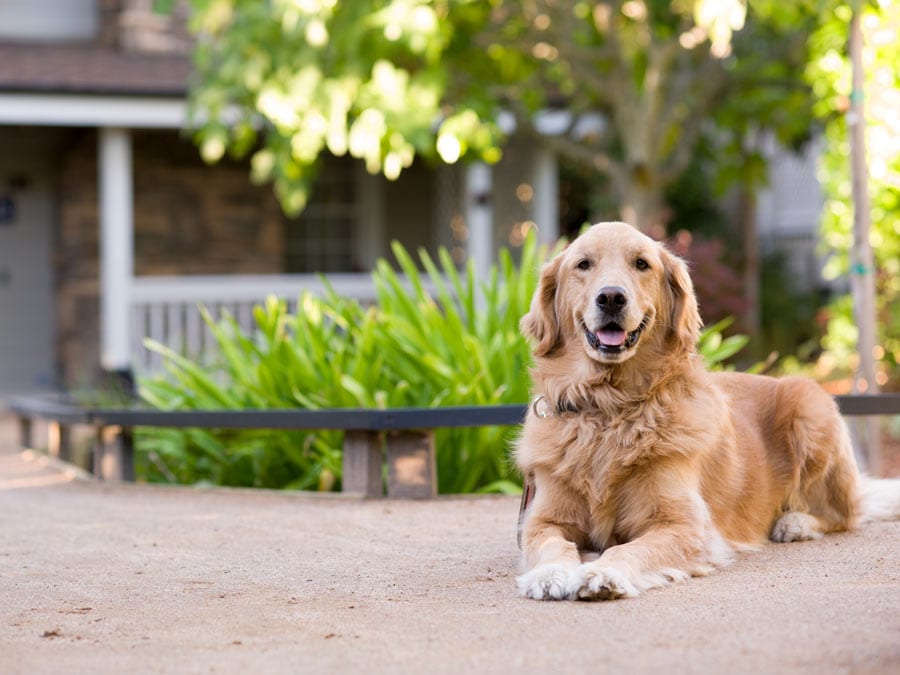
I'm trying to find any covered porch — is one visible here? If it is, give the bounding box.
[0,90,561,385]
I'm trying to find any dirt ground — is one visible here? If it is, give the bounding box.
[879,434,900,478]
[1,416,899,674]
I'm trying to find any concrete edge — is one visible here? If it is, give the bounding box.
[19,449,96,483]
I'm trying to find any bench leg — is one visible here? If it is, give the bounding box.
[342,430,383,497]
[94,425,135,481]
[18,416,33,450]
[386,430,436,499]
[48,421,72,463]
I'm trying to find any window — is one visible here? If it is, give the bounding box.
[285,155,357,273]
[0,0,97,41]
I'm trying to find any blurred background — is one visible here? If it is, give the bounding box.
[0,0,897,395]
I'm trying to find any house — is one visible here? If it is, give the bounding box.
[0,0,563,397]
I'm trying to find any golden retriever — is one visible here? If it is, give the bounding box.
[515,221,900,601]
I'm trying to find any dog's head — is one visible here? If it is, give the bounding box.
[521,221,701,366]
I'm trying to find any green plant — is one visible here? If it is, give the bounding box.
[698,318,750,368]
[137,235,547,493]
[809,2,900,387]
[170,0,824,233]
[758,250,825,363]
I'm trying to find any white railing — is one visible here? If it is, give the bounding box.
[130,273,378,374]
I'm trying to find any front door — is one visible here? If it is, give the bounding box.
[0,138,56,398]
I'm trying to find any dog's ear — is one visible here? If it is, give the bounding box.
[661,247,702,354]
[521,253,563,357]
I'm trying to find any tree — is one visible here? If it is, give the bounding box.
[484,0,750,233]
[181,0,504,215]
[176,0,821,233]
[812,1,900,388]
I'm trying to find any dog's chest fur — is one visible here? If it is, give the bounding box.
[518,384,725,549]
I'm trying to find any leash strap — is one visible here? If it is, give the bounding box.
[516,471,536,550]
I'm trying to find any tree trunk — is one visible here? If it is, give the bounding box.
[848,7,881,471]
[737,183,760,339]
[618,176,668,237]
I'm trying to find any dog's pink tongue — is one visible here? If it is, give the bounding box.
[597,328,627,347]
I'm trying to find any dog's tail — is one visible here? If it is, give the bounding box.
[859,476,900,523]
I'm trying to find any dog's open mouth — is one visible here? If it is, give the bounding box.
[584,317,649,354]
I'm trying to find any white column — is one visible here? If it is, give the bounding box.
[98,127,134,373]
[532,146,559,245]
[464,161,493,275]
[354,161,386,271]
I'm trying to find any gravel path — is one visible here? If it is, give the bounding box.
[1,420,898,674]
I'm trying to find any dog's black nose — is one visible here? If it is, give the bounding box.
[596,286,627,311]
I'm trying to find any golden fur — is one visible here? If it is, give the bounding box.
[516,221,894,601]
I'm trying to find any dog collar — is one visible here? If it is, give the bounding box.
[531,394,578,418]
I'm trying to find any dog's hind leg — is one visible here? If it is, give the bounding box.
[770,511,827,542]
[771,379,861,543]
[772,458,859,542]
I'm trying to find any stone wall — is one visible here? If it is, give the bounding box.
[132,130,286,275]
[56,129,289,386]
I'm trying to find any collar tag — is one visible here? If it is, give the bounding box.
[531,395,555,419]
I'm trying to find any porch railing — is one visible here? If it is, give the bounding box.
[130,273,378,373]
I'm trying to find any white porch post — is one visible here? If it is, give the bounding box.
[354,161,386,271]
[464,162,493,275]
[532,146,559,245]
[98,127,134,374]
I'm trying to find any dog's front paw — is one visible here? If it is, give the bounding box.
[567,564,639,601]
[516,563,575,600]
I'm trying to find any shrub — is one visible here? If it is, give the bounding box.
[137,235,546,493]
[667,230,748,329]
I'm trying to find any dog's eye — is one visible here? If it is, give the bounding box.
[576,258,592,271]
[635,257,650,271]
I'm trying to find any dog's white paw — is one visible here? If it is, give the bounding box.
[516,563,575,600]
[567,564,639,601]
[771,512,823,542]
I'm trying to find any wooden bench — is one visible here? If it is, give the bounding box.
[7,396,525,498]
[9,394,900,497]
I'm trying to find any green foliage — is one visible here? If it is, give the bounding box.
[138,234,546,493]
[176,0,826,232]
[758,250,824,362]
[697,317,750,367]
[138,235,746,493]
[184,0,507,215]
[808,2,900,385]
